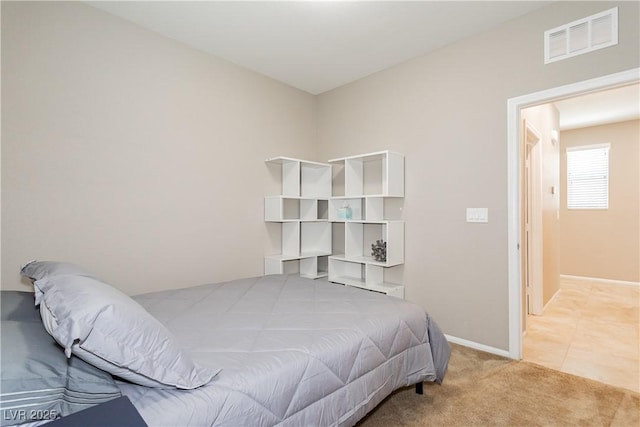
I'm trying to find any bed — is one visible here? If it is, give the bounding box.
[2,263,450,427]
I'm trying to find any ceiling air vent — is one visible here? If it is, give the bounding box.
[544,7,618,64]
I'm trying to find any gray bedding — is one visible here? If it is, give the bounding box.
[0,291,122,426]
[121,274,450,426]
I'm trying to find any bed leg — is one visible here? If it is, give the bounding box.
[415,382,423,395]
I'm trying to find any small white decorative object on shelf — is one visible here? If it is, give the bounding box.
[338,203,352,220]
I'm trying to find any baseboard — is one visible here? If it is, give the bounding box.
[560,275,639,288]
[444,334,511,358]
[543,288,561,313]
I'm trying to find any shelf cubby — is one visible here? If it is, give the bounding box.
[300,255,329,279]
[328,150,404,197]
[328,256,404,298]
[266,156,332,198]
[301,222,332,256]
[265,196,329,221]
[344,221,404,267]
[329,196,403,222]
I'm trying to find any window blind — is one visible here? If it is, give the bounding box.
[566,144,609,209]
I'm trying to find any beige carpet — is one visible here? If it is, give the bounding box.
[359,344,639,426]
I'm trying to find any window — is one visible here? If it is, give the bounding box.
[566,144,610,209]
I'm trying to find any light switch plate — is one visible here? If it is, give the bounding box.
[466,208,489,223]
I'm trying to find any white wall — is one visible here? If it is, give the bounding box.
[316,1,639,350]
[1,2,317,294]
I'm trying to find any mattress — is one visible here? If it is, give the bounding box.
[119,274,450,426]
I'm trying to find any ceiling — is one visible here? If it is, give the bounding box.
[88,1,638,128]
[88,1,552,95]
[554,84,640,130]
[555,84,640,130]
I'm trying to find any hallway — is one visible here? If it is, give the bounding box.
[523,277,639,393]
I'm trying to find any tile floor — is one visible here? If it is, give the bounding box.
[522,278,640,393]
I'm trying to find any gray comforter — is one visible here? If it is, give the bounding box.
[120,274,450,426]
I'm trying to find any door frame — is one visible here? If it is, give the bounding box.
[506,67,640,359]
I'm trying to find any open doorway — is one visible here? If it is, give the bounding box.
[506,68,639,369]
[509,70,640,394]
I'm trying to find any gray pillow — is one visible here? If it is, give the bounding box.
[0,317,122,426]
[34,274,218,389]
[20,261,95,282]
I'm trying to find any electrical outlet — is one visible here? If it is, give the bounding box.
[466,208,488,223]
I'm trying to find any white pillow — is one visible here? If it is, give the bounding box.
[34,274,218,389]
[21,260,96,281]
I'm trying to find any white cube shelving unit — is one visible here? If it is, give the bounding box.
[264,157,332,279]
[327,151,405,298]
